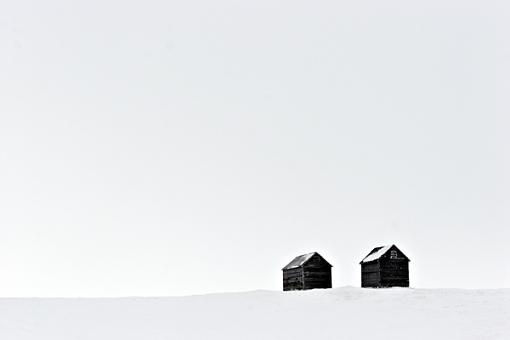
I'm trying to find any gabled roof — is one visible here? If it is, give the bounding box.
[360,244,410,264]
[282,252,332,270]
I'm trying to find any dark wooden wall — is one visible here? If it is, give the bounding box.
[361,262,380,288]
[283,267,304,291]
[379,259,409,287]
[303,266,332,290]
[302,254,332,290]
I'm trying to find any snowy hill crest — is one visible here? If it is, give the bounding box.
[1,287,509,340]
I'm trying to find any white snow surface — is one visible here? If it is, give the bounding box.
[361,245,393,263]
[1,287,509,340]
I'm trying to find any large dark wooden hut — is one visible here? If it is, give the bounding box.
[282,252,332,291]
[360,244,410,288]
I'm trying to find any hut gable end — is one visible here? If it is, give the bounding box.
[303,253,333,268]
[360,244,410,288]
[379,245,409,262]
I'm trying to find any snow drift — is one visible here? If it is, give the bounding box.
[1,287,509,340]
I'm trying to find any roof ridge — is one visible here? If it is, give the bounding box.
[360,245,393,263]
[360,244,409,264]
[282,252,321,270]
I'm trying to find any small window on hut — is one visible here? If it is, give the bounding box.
[390,250,397,259]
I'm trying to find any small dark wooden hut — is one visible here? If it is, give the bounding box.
[282,252,332,291]
[360,244,410,288]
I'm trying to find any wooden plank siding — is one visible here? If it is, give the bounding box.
[303,263,332,289]
[302,254,332,290]
[283,267,304,291]
[361,261,381,287]
[283,252,332,291]
[379,259,409,287]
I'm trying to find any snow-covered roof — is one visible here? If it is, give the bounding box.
[283,251,333,270]
[283,252,316,270]
[360,244,410,264]
[360,245,393,263]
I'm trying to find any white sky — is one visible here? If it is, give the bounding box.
[0,0,509,296]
